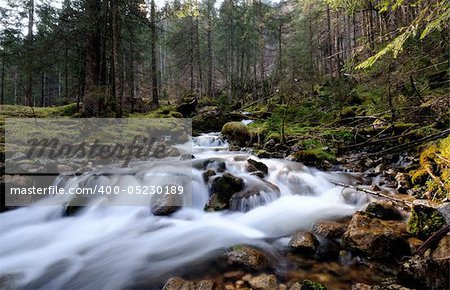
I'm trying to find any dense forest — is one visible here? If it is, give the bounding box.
[0,0,449,289]
[1,0,447,114]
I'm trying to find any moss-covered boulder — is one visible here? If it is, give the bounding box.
[221,122,250,147]
[407,204,446,240]
[291,149,335,170]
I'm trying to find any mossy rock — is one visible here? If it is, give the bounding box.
[298,279,327,290]
[407,204,446,240]
[292,149,335,169]
[365,202,402,221]
[221,122,250,146]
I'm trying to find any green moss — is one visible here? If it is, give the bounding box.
[300,279,327,290]
[221,122,250,146]
[407,204,446,240]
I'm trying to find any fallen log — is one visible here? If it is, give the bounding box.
[330,181,412,206]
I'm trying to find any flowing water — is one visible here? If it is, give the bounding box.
[0,133,369,290]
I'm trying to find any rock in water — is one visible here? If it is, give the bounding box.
[407,204,446,240]
[150,193,183,216]
[342,212,410,260]
[221,122,250,147]
[226,246,268,271]
[365,202,403,221]
[247,159,269,176]
[289,232,319,254]
[248,274,277,290]
[210,173,245,205]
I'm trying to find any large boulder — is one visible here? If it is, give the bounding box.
[398,255,449,289]
[289,232,319,254]
[342,212,410,260]
[192,107,245,134]
[226,245,268,271]
[221,122,251,147]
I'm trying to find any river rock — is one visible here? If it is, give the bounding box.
[248,274,277,290]
[226,246,268,270]
[312,220,348,239]
[398,255,449,289]
[289,232,319,254]
[221,122,250,147]
[163,277,216,290]
[203,169,216,182]
[365,202,403,221]
[247,159,269,176]
[210,173,245,205]
[150,193,183,216]
[180,154,195,160]
[406,204,446,240]
[342,212,410,260]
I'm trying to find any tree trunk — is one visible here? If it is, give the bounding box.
[26,0,34,106]
[1,50,5,105]
[206,0,213,98]
[150,0,159,107]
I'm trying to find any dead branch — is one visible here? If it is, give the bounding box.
[330,181,412,205]
[356,128,450,160]
[414,224,449,256]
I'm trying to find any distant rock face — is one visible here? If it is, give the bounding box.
[342,212,410,260]
[407,204,446,240]
[365,202,403,221]
[226,246,268,271]
[289,232,319,254]
[312,220,348,239]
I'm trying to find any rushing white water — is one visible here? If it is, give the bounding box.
[0,132,367,290]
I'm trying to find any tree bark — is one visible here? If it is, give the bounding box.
[150,0,159,107]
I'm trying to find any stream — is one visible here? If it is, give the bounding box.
[0,132,369,290]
